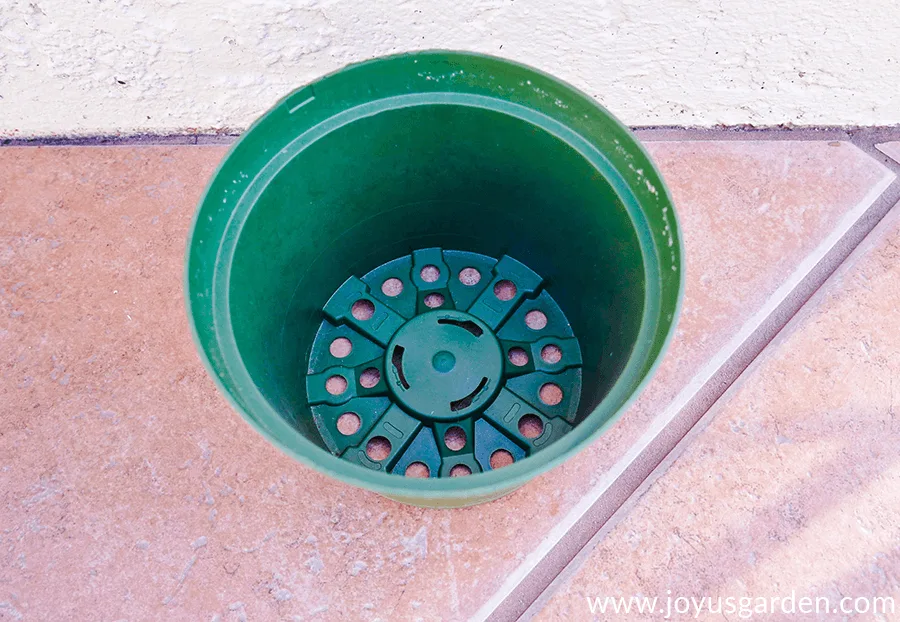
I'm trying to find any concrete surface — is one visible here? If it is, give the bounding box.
[2,0,900,137]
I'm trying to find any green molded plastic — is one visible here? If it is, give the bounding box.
[185,50,684,508]
[307,249,582,479]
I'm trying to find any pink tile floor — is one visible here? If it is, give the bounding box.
[1,134,899,621]
[536,200,900,620]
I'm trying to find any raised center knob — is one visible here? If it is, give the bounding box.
[432,350,456,373]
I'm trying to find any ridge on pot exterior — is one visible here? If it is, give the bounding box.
[185,51,683,508]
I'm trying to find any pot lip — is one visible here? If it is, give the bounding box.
[184,49,685,502]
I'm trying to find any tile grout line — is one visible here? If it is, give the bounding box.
[476,135,900,622]
[520,172,900,622]
[0,134,238,147]
[634,127,851,142]
[1,125,898,148]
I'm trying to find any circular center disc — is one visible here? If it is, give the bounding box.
[385,310,503,420]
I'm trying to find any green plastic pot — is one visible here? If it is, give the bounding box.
[185,51,683,508]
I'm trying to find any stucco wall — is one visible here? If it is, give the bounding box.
[1,0,898,137]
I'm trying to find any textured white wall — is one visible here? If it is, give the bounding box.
[1,0,898,137]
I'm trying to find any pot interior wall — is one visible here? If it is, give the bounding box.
[227,103,646,446]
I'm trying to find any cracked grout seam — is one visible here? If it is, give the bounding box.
[2,125,900,148]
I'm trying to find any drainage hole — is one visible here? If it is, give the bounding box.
[494,280,517,301]
[424,292,445,308]
[443,426,467,451]
[541,344,562,364]
[366,436,392,461]
[325,375,348,395]
[518,414,544,439]
[507,347,529,367]
[381,278,403,297]
[329,337,352,358]
[450,377,488,412]
[525,309,548,330]
[359,367,381,388]
[490,449,515,469]
[437,317,483,337]
[420,265,441,283]
[351,299,375,321]
[391,346,410,389]
[404,462,430,478]
[459,267,481,286]
[336,412,361,435]
[449,464,472,477]
[539,383,563,406]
